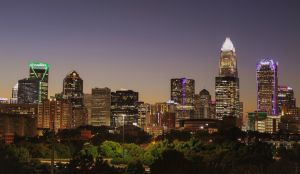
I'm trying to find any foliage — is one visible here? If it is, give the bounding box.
[99,141,123,158]
[126,160,145,174]
[80,144,98,159]
[150,149,196,174]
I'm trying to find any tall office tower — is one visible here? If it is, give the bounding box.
[278,86,296,115]
[37,99,72,131]
[215,38,240,119]
[170,78,195,106]
[63,71,86,128]
[90,87,111,126]
[256,59,278,115]
[17,78,40,104]
[111,89,139,127]
[199,89,212,119]
[29,62,49,102]
[10,83,18,104]
[63,71,84,107]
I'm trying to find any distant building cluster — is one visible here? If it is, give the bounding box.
[0,37,299,142]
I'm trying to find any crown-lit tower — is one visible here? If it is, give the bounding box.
[29,62,49,102]
[256,59,278,115]
[215,38,240,119]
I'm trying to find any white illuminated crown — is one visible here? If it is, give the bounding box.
[221,37,235,52]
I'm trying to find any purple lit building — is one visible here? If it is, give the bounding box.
[256,59,278,115]
[170,78,195,106]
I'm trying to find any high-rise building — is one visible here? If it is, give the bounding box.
[137,102,150,128]
[17,78,40,104]
[63,71,86,128]
[278,86,296,115]
[10,83,18,104]
[215,38,240,119]
[63,71,84,107]
[199,89,212,119]
[111,89,138,127]
[37,99,72,131]
[256,59,278,115]
[170,78,195,106]
[29,62,49,102]
[90,87,111,126]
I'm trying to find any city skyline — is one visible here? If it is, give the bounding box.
[0,1,300,113]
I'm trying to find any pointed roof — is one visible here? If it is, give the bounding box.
[221,37,235,52]
[199,89,210,95]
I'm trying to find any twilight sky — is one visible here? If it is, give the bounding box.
[0,0,299,112]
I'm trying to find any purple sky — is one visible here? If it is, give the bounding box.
[0,0,299,112]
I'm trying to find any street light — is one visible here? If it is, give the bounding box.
[122,114,125,159]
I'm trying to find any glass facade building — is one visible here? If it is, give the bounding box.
[170,78,195,106]
[63,71,86,128]
[256,59,278,115]
[278,86,296,115]
[111,89,139,127]
[63,71,84,107]
[215,38,240,119]
[17,78,40,104]
[90,87,111,127]
[29,62,49,102]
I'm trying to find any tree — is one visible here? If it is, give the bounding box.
[99,141,123,158]
[150,149,196,174]
[80,144,98,159]
[126,160,145,174]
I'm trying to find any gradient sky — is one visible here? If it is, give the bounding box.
[0,0,299,112]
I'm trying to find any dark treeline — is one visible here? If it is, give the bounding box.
[1,126,300,174]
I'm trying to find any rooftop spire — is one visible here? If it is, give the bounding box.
[221,37,235,52]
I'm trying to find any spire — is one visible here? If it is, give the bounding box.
[221,37,235,52]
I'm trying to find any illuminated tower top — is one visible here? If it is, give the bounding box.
[221,37,235,52]
[219,37,237,77]
[29,62,49,82]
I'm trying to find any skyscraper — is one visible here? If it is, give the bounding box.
[63,71,86,128]
[29,62,49,102]
[256,59,278,115]
[170,78,195,106]
[90,87,111,126]
[215,38,240,119]
[111,89,139,127]
[278,86,296,115]
[17,78,40,104]
[63,71,84,107]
